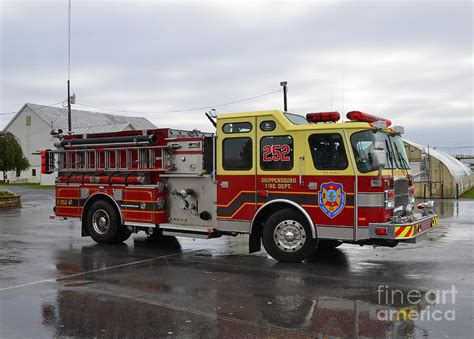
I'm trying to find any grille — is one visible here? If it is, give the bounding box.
[394,177,409,207]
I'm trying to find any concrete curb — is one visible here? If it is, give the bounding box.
[0,195,22,208]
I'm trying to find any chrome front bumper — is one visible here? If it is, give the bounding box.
[369,214,439,243]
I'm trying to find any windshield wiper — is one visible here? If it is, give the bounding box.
[392,142,410,177]
[384,139,395,168]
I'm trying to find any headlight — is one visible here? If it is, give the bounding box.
[385,189,395,209]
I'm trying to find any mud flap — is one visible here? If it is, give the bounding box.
[249,232,261,253]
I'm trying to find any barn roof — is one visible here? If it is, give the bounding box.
[2,103,156,133]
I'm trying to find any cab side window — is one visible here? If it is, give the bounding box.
[222,122,252,134]
[260,136,293,171]
[223,137,253,170]
[309,133,348,170]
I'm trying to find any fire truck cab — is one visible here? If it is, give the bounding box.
[43,109,438,262]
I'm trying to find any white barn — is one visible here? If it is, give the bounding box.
[2,103,157,185]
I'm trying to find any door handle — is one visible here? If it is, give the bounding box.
[298,156,305,186]
[220,181,229,188]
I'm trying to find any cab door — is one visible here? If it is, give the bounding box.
[256,117,304,207]
[305,130,356,240]
[216,117,257,223]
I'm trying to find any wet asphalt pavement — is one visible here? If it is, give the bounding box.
[0,186,473,338]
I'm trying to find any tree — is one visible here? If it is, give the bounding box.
[0,132,30,182]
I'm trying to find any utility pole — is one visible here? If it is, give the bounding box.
[280,81,288,111]
[67,80,71,132]
[67,0,72,133]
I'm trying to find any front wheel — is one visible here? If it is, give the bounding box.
[262,209,316,263]
[86,200,122,244]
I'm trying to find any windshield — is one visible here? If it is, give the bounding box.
[284,113,307,125]
[351,130,411,172]
[390,135,410,169]
[350,130,396,172]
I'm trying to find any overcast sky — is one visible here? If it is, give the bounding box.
[1,0,472,146]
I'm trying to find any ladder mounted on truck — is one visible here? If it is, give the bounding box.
[42,129,173,174]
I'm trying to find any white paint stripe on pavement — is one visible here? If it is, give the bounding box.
[0,250,196,292]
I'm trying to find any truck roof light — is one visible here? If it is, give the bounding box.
[392,125,405,134]
[306,112,340,123]
[346,111,392,127]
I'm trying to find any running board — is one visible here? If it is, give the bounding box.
[159,224,221,239]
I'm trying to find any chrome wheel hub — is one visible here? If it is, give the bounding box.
[92,209,111,235]
[273,220,306,252]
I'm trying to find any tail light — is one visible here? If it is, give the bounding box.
[385,189,395,209]
[408,186,415,204]
[41,150,53,174]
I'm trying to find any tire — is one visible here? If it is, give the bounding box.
[86,200,122,244]
[317,239,343,250]
[262,208,316,263]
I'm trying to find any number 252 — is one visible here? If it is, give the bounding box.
[262,145,291,162]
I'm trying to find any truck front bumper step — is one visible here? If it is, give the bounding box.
[369,214,439,242]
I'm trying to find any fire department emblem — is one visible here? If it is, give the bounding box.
[319,182,346,218]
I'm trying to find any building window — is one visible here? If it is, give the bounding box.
[32,169,37,177]
[16,169,21,177]
[222,122,252,134]
[26,116,31,126]
[222,137,252,170]
[260,135,293,171]
[309,133,348,170]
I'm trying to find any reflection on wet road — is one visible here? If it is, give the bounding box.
[0,187,473,338]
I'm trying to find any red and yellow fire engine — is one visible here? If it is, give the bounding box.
[42,109,438,262]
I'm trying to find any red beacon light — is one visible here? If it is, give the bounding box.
[306,111,340,123]
[346,111,392,127]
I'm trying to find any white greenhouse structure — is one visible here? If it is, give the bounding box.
[404,140,473,198]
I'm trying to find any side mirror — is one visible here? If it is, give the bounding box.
[372,142,386,169]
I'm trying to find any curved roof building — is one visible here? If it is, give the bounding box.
[404,139,472,198]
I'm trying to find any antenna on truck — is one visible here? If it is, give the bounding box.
[205,109,217,127]
[280,81,288,111]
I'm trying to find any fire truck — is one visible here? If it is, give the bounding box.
[42,109,438,262]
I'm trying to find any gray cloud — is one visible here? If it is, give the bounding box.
[1,0,472,146]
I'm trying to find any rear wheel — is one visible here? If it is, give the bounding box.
[86,200,122,244]
[262,209,316,263]
[317,239,342,250]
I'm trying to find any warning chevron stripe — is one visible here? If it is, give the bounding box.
[395,226,407,237]
[395,225,414,238]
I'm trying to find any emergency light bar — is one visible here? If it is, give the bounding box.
[392,126,405,134]
[306,111,340,123]
[346,111,392,127]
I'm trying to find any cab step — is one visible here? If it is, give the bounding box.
[159,224,221,239]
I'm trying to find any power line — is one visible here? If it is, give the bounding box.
[75,89,282,115]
